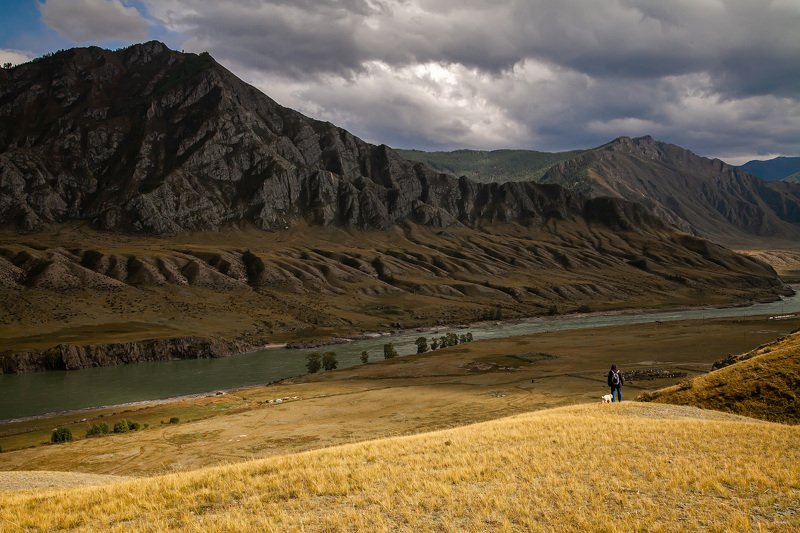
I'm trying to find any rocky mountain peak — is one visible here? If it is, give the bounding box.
[540,134,800,245]
[0,43,660,234]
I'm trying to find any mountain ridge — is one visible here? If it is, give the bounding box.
[539,135,800,246]
[0,41,659,236]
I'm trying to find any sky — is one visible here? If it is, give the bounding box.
[1,0,798,165]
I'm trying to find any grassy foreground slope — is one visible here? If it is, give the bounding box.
[1,403,798,532]
[639,330,800,424]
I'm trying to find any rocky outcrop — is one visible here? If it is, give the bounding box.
[0,336,255,374]
[540,136,800,245]
[0,42,662,235]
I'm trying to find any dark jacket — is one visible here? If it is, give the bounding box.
[607,369,624,388]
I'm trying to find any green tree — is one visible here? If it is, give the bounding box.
[383,343,398,359]
[322,351,338,371]
[86,422,109,436]
[360,350,369,364]
[306,352,322,373]
[416,336,429,354]
[446,332,459,346]
[430,339,440,350]
[51,427,73,443]
[113,420,129,433]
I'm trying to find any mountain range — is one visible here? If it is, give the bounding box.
[0,42,794,367]
[538,136,800,246]
[398,140,800,247]
[0,42,652,235]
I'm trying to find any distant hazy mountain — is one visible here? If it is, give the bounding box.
[739,157,800,181]
[395,148,583,183]
[539,136,800,246]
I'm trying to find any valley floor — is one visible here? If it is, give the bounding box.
[1,315,797,474]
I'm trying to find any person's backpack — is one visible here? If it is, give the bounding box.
[611,370,621,386]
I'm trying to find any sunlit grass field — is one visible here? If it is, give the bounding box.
[640,330,800,424]
[1,402,797,532]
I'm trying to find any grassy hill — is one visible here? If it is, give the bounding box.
[395,148,583,183]
[1,402,797,531]
[639,330,800,423]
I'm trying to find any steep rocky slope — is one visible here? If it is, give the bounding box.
[539,136,800,245]
[0,42,656,235]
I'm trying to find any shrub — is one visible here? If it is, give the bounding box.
[416,337,429,354]
[446,332,459,346]
[383,343,398,359]
[168,417,180,424]
[127,420,141,431]
[306,352,322,373]
[360,350,369,364]
[322,351,338,371]
[431,339,440,350]
[113,421,129,433]
[51,427,73,443]
[87,422,110,436]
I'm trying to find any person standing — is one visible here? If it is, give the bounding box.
[607,364,624,402]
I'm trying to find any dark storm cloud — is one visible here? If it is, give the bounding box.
[143,0,800,162]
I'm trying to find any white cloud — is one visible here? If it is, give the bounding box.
[39,0,148,42]
[0,49,35,67]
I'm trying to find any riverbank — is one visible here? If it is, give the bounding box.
[1,314,797,473]
[2,289,800,422]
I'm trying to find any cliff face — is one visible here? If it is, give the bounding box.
[539,136,800,245]
[0,336,255,374]
[0,41,657,234]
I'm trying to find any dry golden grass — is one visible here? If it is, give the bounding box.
[639,330,800,424]
[0,402,797,532]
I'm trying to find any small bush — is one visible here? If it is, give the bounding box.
[360,350,369,364]
[51,427,73,443]
[384,343,398,359]
[168,417,180,424]
[113,421,129,433]
[416,337,429,354]
[322,351,338,371]
[127,420,141,431]
[306,352,322,373]
[87,422,110,436]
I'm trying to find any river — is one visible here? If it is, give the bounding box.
[2,289,799,421]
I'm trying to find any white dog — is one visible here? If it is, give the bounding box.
[601,394,613,403]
